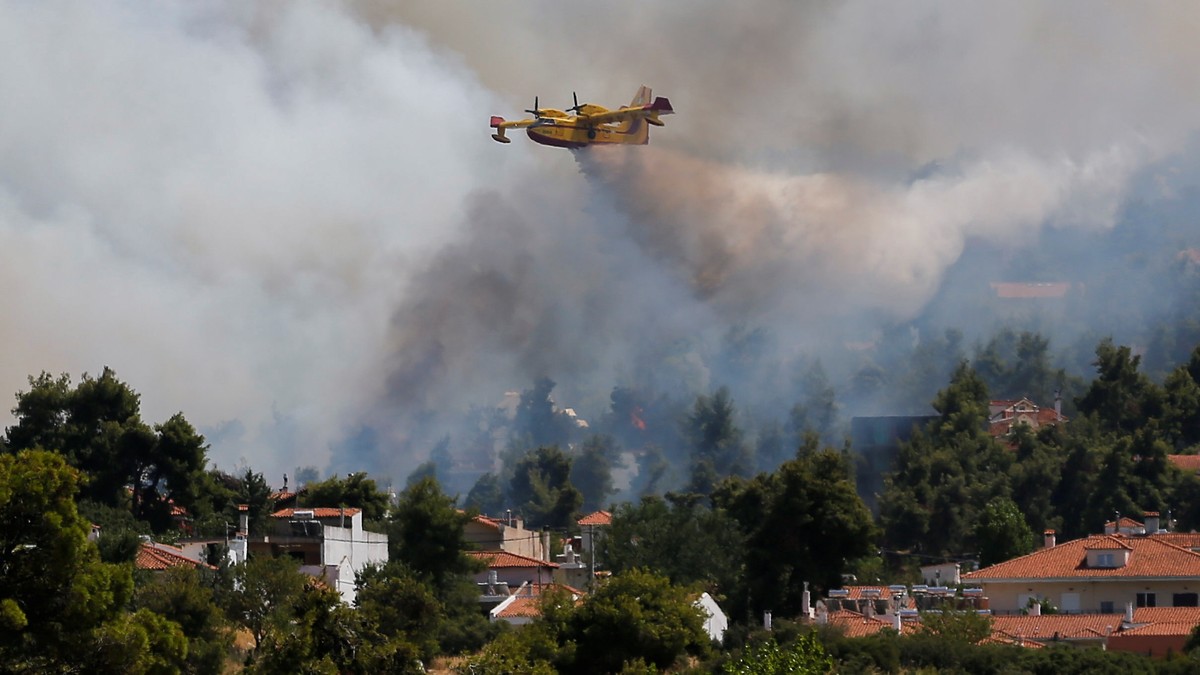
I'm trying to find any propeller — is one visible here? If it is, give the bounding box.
[524,96,542,118]
[567,92,583,114]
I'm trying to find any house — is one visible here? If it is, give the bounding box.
[248,507,388,605]
[695,591,729,643]
[919,562,961,588]
[1106,607,1200,657]
[136,540,216,572]
[963,525,1200,614]
[489,582,584,626]
[988,397,1065,438]
[987,613,1118,648]
[1168,454,1200,475]
[576,510,612,557]
[463,512,549,561]
[467,550,559,589]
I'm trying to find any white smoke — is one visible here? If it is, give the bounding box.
[4,1,1200,480]
[0,2,535,476]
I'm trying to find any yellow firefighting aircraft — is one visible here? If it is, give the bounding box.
[490,85,673,148]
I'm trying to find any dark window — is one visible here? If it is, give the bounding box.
[1137,592,1157,608]
[1174,593,1199,607]
[1100,601,1114,613]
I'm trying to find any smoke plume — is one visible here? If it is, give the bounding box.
[5,1,1200,481]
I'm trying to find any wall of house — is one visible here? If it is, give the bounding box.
[463,519,546,560]
[319,515,389,604]
[472,565,554,588]
[978,580,1200,614]
[1107,633,1189,658]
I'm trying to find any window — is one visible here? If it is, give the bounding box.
[1174,593,1199,607]
[1137,592,1157,608]
[1100,601,1114,613]
[1097,553,1114,567]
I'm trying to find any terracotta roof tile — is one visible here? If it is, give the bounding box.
[270,507,361,519]
[839,586,901,601]
[1147,532,1200,550]
[577,510,612,527]
[990,614,1122,641]
[825,609,916,637]
[1104,516,1145,529]
[1132,607,1200,624]
[494,595,542,618]
[466,550,558,569]
[135,542,215,571]
[964,534,1200,581]
[1169,455,1200,473]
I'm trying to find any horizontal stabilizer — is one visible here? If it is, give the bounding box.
[489,115,505,128]
[648,97,673,114]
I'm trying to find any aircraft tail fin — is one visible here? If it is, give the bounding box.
[630,85,652,107]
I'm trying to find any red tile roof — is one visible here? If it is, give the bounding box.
[578,510,612,527]
[494,595,542,619]
[964,534,1200,581]
[1105,516,1145,530]
[825,609,916,637]
[1146,532,1200,550]
[136,542,215,571]
[1169,455,1200,473]
[990,614,1121,641]
[270,507,361,519]
[1132,607,1200,624]
[840,585,901,601]
[471,514,504,530]
[466,550,558,569]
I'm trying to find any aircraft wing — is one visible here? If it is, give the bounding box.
[578,97,674,126]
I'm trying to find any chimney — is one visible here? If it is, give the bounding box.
[1054,389,1062,421]
[1125,601,1134,623]
[893,611,902,632]
[1030,600,1041,616]
[801,581,811,618]
[237,504,249,535]
[763,610,772,630]
[283,473,288,492]
[1144,512,1160,534]
[1043,529,1056,549]
[340,506,346,528]
[541,529,550,562]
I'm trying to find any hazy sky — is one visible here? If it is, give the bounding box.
[3,1,1199,480]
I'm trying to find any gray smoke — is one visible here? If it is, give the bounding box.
[5,1,1200,480]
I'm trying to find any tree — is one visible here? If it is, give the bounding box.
[571,435,617,512]
[975,497,1035,567]
[879,362,1012,556]
[465,472,505,515]
[789,360,839,445]
[5,369,208,531]
[509,446,583,529]
[388,477,479,594]
[723,633,833,675]
[220,555,306,650]
[302,471,390,524]
[717,440,875,617]
[0,450,152,670]
[1076,339,1164,434]
[133,566,231,674]
[513,377,573,449]
[684,387,752,494]
[354,563,443,663]
[602,494,745,600]
[567,569,709,674]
